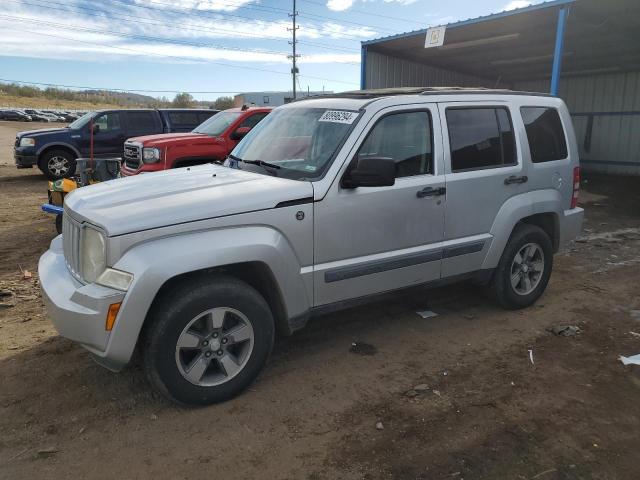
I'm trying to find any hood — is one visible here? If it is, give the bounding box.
[64,163,313,236]
[129,132,208,147]
[17,127,68,138]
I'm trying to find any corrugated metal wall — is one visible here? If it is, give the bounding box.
[516,72,640,175]
[364,51,640,175]
[365,51,495,89]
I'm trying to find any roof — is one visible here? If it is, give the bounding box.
[362,0,640,83]
[363,0,574,46]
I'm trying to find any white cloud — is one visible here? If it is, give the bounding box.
[326,0,354,11]
[0,1,374,66]
[382,0,418,5]
[503,1,531,11]
[134,0,256,13]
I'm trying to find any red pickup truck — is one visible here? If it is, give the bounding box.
[120,106,271,176]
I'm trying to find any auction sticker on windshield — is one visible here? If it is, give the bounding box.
[318,110,357,124]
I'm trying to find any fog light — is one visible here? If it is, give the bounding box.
[106,302,122,331]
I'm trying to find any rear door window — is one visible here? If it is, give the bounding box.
[446,107,516,172]
[168,112,200,130]
[520,107,568,162]
[198,112,215,124]
[126,111,159,136]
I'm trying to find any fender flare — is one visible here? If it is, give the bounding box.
[36,142,81,159]
[481,189,563,269]
[102,226,310,367]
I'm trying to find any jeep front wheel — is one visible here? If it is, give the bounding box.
[142,275,274,406]
[489,224,553,310]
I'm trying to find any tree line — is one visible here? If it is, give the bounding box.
[0,82,235,110]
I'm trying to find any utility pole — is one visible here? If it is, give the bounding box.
[288,0,300,99]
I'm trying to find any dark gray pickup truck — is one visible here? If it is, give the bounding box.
[15,108,218,180]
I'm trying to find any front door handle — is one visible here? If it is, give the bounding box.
[504,175,528,185]
[416,186,446,198]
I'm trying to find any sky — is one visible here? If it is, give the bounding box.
[0,0,541,101]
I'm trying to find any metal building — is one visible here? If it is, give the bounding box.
[234,91,333,107]
[361,0,640,175]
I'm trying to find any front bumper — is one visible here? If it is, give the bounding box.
[39,236,127,370]
[120,162,163,177]
[560,207,585,247]
[14,146,38,168]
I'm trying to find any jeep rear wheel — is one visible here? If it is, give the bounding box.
[39,149,76,180]
[489,224,553,310]
[142,275,274,406]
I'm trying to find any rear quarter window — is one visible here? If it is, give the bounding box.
[520,107,568,163]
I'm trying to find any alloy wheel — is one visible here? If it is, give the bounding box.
[510,242,545,296]
[47,155,70,177]
[175,307,254,386]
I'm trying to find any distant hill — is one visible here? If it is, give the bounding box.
[81,90,162,106]
[0,82,221,110]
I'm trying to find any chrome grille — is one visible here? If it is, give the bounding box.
[123,143,141,170]
[62,214,84,283]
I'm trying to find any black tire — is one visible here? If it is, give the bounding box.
[39,149,76,180]
[142,274,275,406]
[55,214,63,234]
[488,224,553,310]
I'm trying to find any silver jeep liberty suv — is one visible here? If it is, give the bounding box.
[39,88,584,405]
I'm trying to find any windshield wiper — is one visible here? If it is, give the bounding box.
[229,154,281,171]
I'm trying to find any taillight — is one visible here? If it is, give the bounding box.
[571,166,580,209]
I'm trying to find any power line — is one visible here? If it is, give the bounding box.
[1,25,360,86]
[8,0,366,54]
[0,78,240,94]
[104,0,382,40]
[0,12,290,57]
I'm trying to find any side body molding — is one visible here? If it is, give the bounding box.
[481,189,563,269]
[104,226,311,367]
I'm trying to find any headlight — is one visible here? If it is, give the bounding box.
[96,268,133,291]
[142,147,161,163]
[81,226,106,283]
[19,137,35,147]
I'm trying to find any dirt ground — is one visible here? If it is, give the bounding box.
[1,121,639,479]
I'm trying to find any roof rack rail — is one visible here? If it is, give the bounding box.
[292,87,551,102]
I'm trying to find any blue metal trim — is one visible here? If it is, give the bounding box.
[360,45,367,90]
[571,111,640,117]
[41,204,64,215]
[361,0,576,46]
[550,6,569,96]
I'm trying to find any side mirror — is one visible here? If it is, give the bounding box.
[230,126,251,141]
[92,123,100,134]
[342,156,396,188]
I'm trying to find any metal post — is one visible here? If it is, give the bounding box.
[288,0,299,100]
[360,45,367,90]
[550,6,569,96]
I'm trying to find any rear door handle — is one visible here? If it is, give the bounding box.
[504,175,528,185]
[416,186,446,198]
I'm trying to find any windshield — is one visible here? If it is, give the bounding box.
[229,107,359,180]
[69,111,96,130]
[193,111,242,136]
